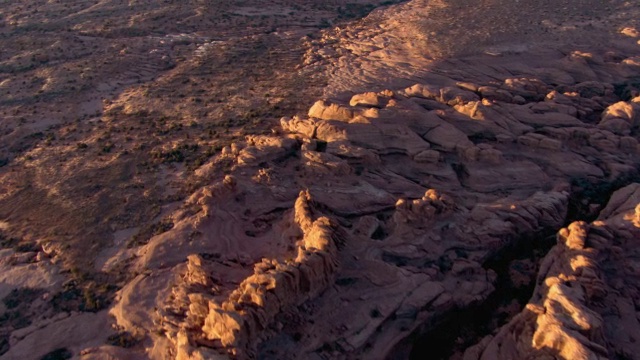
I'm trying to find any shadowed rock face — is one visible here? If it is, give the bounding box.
[464,184,640,360]
[1,0,640,359]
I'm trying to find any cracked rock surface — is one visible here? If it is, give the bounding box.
[0,0,640,359]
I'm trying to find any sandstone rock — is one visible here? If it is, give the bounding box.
[302,150,352,176]
[461,160,550,193]
[403,83,441,99]
[404,83,479,106]
[517,133,562,150]
[456,82,479,92]
[325,141,380,164]
[464,185,640,360]
[574,81,608,98]
[422,123,473,151]
[237,136,297,165]
[156,191,343,358]
[315,119,430,156]
[4,2,640,360]
[440,86,480,106]
[360,107,379,118]
[619,136,639,150]
[478,86,513,103]
[529,101,578,117]
[413,149,440,163]
[86,5,640,359]
[512,105,585,127]
[280,116,317,138]
[2,312,113,360]
[598,101,640,135]
[545,90,574,105]
[393,189,454,226]
[477,144,503,164]
[501,78,548,100]
[301,138,317,151]
[621,27,639,38]
[623,56,640,66]
[308,100,354,122]
[349,92,381,107]
[453,100,531,136]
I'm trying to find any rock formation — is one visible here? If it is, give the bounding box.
[106,8,640,356]
[0,0,640,359]
[156,190,342,359]
[464,184,640,360]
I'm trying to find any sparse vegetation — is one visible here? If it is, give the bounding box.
[51,280,115,313]
[107,331,141,348]
[0,287,46,355]
[9,0,637,358]
[40,348,72,360]
[128,218,175,247]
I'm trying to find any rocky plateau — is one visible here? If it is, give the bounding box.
[0,0,640,359]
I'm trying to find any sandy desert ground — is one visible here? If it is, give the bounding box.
[0,0,640,359]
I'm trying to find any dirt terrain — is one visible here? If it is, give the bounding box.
[0,0,640,359]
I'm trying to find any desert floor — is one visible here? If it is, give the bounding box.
[0,0,640,359]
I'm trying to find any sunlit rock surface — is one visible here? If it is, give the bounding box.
[0,0,639,359]
[464,184,640,360]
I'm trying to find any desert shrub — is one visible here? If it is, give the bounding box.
[14,242,38,253]
[107,331,140,348]
[613,78,640,101]
[0,336,8,356]
[0,234,20,249]
[0,288,44,338]
[3,288,43,310]
[128,219,174,247]
[337,3,375,20]
[40,348,72,360]
[51,281,114,313]
[101,143,114,153]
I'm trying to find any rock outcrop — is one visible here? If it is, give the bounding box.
[2,0,640,359]
[22,1,636,359]
[108,26,640,357]
[464,184,640,360]
[598,98,640,135]
[149,191,342,359]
